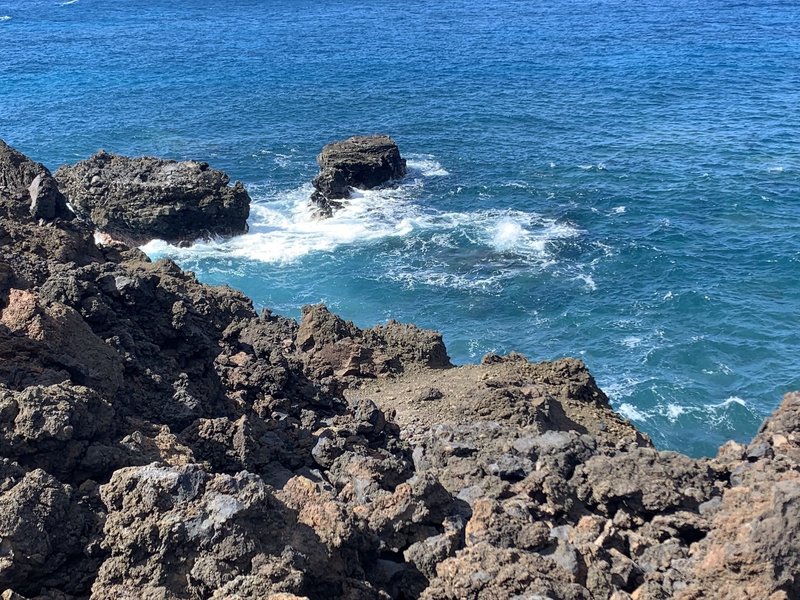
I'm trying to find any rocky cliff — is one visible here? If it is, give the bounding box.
[0,141,797,600]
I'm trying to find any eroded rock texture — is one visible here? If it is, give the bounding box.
[0,141,798,600]
[311,135,406,217]
[55,151,250,244]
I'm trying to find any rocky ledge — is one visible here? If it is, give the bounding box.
[1,140,798,600]
[55,151,251,245]
[311,135,407,217]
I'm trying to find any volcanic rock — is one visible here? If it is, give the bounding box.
[0,141,101,307]
[55,151,250,244]
[1,140,800,600]
[311,135,407,217]
[0,139,71,221]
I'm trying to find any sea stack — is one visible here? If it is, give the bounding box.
[311,134,407,217]
[55,151,251,246]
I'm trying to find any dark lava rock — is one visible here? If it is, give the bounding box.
[0,139,71,221]
[55,151,250,244]
[311,135,407,217]
[0,142,100,305]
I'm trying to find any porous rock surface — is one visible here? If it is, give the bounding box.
[55,151,250,245]
[0,140,72,222]
[311,135,406,217]
[1,141,798,600]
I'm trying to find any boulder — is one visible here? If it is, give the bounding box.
[311,135,406,216]
[0,465,100,596]
[0,139,71,221]
[55,151,250,244]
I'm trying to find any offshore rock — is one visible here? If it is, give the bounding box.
[311,135,407,217]
[55,151,250,244]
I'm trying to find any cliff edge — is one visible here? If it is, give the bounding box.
[0,141,797,600]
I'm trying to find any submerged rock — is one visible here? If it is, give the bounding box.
[55,151,250,245]
[311,135,407,217]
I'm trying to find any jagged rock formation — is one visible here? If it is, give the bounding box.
[311,135,407,217]
[55,151,250,245]
[1,140,798,600]
[0,140,72,222]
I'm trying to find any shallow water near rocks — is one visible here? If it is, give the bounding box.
[2,0,799,456]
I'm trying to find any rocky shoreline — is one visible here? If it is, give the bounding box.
[0,141,798,599]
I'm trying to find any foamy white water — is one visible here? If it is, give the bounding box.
[143,184,416,263]
[406,155,450,177]
[144,159,585,281]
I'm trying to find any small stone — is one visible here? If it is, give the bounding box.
[417,387,444,402]
[746,441,774,461]
[698,496,722,515]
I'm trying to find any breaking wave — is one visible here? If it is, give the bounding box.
[143,157,587,291]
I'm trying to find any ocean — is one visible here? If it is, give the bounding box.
[2,0,799,456]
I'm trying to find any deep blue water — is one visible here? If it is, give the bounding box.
[2,0,800,456]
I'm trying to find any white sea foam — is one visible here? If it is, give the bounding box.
[142,156,588,296]
[665,403,686,422]
[273,154,293,168]
[143,184,414,263]
[388,269,511,292]
[0,15,11,21]
[491,218,526,252]
[612,205,626,214]
[621,336,642,348]
[339,207,580,292]
[405,155,449,177]
[700,396,758,429]
[479,213,578,253]
[59,0,78,5]
[575,273,596,291]
[716,395,746,408]
[618,403,649,422]
[603,376,644,401]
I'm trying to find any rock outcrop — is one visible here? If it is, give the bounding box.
[311,135,407,217]
[0,140,101,308]
[0,140,72,221]
[0,140,798,600]
[55,151,250,245]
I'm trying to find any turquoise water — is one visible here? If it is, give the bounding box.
[2,0,799,456]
